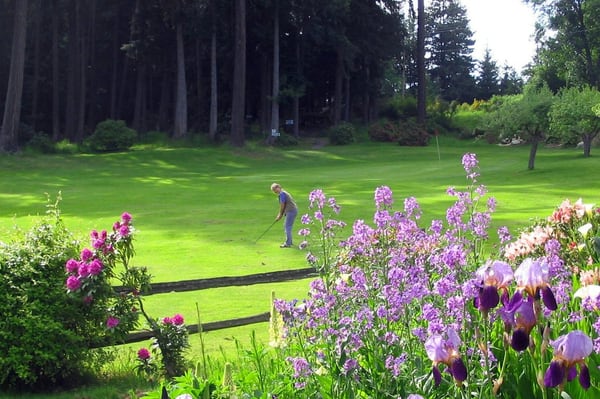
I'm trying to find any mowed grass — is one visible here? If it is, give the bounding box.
[0,137,599,364]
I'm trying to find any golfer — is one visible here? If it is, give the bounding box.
[271,183,298,248]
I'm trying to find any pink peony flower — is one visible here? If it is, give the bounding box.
[172,314,185,326]
[88,259,103,275]
[80,248,93,262]
[106,316,120,329]
[121,212,132,223]
[137,347,151,360]
[65,259,79,273]
[66,275,81,291]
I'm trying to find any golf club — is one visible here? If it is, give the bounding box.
[255,220,278,243]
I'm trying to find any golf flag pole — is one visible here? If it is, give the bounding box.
[435,129,441,161]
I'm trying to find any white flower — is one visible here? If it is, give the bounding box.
[578,223,593,238]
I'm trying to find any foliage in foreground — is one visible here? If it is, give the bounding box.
[142,154,600,399]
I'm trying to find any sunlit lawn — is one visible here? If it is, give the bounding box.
[0,136,598,397]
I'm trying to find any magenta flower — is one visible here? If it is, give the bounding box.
[544,330,593,390]
[475,260,514,312]
[137,347,151,361]
[88,259,103,275]
[425,328,468,386]
[514,257,557,311]
[66,275,82,291]
[80,248,93,262]
[65,259,79,274]
[106,316,120,329]
[162,316,173,325]
[172,314,185,326]
[121,212,132,223]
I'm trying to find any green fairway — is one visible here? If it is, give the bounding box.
[1,137,599,359]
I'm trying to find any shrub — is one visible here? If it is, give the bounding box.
[368,119,430,146]
[380,95,418,120]
[0,196,86,390]
[25,132,55,154]
[273,132,299,147]
[327,122,355,145]
[87,119,137,153]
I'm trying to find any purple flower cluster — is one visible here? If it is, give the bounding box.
[275,154,598,396]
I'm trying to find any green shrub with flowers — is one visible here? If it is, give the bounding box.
[269,153,600,399]
[64,212,190,380]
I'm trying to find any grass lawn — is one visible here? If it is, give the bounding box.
[0,136,598,397]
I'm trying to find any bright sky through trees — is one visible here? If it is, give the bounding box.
[460,0,537,71]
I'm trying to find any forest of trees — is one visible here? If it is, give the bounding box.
[1,0,599,151]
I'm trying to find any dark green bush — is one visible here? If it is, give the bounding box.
[327,122,355,145]
[368,120,402,142]
[273,132,299,146]
[368,119,430,146]
[87,119,137,153]
[379,96,418,120]
[0,199,86,390]
[26,132,55,154]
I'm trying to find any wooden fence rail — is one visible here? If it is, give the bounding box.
[114,267,317,345]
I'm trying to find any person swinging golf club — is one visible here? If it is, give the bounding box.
[270,182,298,248]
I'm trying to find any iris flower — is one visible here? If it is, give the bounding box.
[499,293,537,351]
[514,257,557,311]
[425,328,467,386]
[544,330,593,390]
[475,260,514,312]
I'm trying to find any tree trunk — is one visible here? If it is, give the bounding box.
[416,0,426,126]
[157,67,171,131]
[209,25,218,141]
[132,64,147,134]
[0,0,29,151]
[528,136,539,170]
[109,3,120,119]
[293,31,301,138]
[267,0,280,145]
[30,3,41,128]
[363,63,370,124]
[51,0,61,140]
[333,47,343,125]
[230,0,246,147]
[344,75,350,122]
[582,133,596,157]
[173,17,188,139]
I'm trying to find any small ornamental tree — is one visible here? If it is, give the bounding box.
[549,85,600,157]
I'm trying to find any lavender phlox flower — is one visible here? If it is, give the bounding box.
[327,197,341,214]
[406,395,425,399]
[440,244,467,269]
[499,292,537,352]
[514,257,558,311]
[462,153,480,181]
[374,185,393,209]
[497,226,512,244]
[314,210,323,221]
[474,260,514,312]
[574,285,600,310]
[404,197,422,219]
[470,211,491,239]
[385,354,407,377]
[374,210,391,228]
[425,327,468,386]
[308,189,326,209]
[475,184,488,197]
[544,330,593,390]
[430,219,444,235]
[301,213,312,224]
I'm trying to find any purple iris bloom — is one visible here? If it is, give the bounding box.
[544,330,593,390]
[514,258,558,311]
[425,328,468,386]
[499,292,537,352]
[474,260,514,312]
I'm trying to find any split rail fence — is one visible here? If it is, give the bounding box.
[114,267,317,345]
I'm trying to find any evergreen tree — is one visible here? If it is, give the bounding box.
[476,48,500,100]
[426,0,476,102]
